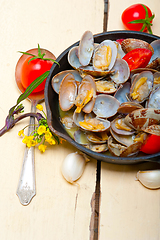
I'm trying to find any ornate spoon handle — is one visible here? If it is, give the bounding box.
[16,100,37,205]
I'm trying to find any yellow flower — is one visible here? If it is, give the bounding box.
[38,144,47,153]
[36,104,43,111]
[45,129,52,140]
[46,137,56,145]
[18,129,24,137]
[37,125,46,135]
[22,135,37,148]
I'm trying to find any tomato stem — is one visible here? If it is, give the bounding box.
[19,44,60,66]
[128,4,155,34]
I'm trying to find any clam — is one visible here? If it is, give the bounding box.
[52,70,82,94]
[93,94,120,118]
[142,124,160,136]
[110,58,130,84]
[147,58,160,71]
[78,117,110,132]
[108,135,142,157]
[75,75,96,113]
[73,111,96,127]
[147,86,160,109]
[114,82,131,104]
[117,102,143,115]
[124,108,160,131]
[61,115,76,129]
[59,73,78,111]
[78,30,94,66]
[153,72,160,89]
[110,117,135,135]
[114,41,125,58]
[129,71,154,103]
[121,38,154,54]
[68,46,81,70]
[92,40,117,72]
[79,65,114,78]
[86,131,108,144]
[95,79,117,94]
[110,128,135,147]
[74,129,90,145]
[86,143,108,153]
[149,39,160,63]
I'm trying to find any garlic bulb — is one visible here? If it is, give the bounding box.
[136,170,160,189]
[61,152,89,184]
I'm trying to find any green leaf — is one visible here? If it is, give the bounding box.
[38,43,41,58]
[16,71,49,105]
[147,25,153,34]
[141,4,149,18]
[18,51,35,57]
[9,70,49,116]
[149,14,155,22]
[128,19,146,24]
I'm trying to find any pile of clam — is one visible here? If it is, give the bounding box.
[52,30,160,157]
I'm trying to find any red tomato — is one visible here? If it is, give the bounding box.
[140,135,160,154]
[21,57,53,93]
[122,48,152,71]
[116,39,124,44]
[121,4,154,33]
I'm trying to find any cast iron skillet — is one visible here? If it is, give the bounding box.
[45,30,160,165]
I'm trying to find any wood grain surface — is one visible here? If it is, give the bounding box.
[0,0,160,239]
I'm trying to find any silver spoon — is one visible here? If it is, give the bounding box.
[15,48,56,205]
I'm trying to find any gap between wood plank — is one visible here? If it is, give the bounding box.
[89,160,101,240]
[90,1,108,239]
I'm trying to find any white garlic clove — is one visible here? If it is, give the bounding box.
[136,170,160,189]
[61,152,88,184]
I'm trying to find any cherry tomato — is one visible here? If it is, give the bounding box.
[20,57,53,93]
[140,134,160,154]
[116,39,124,44]
[122,48,152,71]
[121,4,154,34]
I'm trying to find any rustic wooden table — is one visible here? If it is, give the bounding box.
[0,0,160,239]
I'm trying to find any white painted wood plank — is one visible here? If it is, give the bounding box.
[100,0,160,239]
[0,0,104,239]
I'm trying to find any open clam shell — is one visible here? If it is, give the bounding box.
[95,79,117,94]
[78,30,94,66]
[114,41,125,58]
[153,72,160,90]
[75,74,96,113]
[110,117,135,135]
[59,73,77,111]
[78,117,111,132]
[117,101,143,115]
[86,143,108,153]
[68,46,81,70]
[110,58,130,84]
[92,40,117,72]
[149,39,160,63]
[108,136,142,157]
[74,129,90,145]
[52,70,82,94]
[86,131,108,144]
[93,94,120,118]
[73,111,96,127]
[79,65,114,78]
[129,71,154,103]
[114,82,131,104]
[147,86,160,109]
[110,128,136,147]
